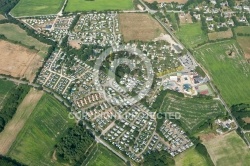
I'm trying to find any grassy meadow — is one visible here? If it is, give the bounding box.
[194,40,250,105]
[65,0,133,12]
[0,79,16,108]
[235,26,250,59]
[0,23,49,57]
[8,94,75,166]
[159,93,225,133]
[176,22,208,49]
[87,144,126,166]
[11,0,64,17]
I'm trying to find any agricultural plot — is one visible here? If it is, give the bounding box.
[119,13,165,42]
[65,0,133,12]
[175,147,210,166]
[11,0,64,17]
[208,29,233,41]
[194,40,250,105]
[0,23,49,57]
[203,131,250,166]
[87,144,126,166]
[0,79,16,108]
[176,22,208,49]
[235,26,250,59]
[0,89,43,155]
[144,0,188,3]
[0,40,43,82]
[159,93,225,133]
[8,94,75,166]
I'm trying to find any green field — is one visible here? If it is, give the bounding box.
[8,94,75,166]
[0,23,49,57]
[204,131,250,166]
[0,79,16,108]
[87,144,126,166]
[235,26,250,59]
[65,0,134,12]
[176,22,208,49]
[175,146,210,166]
[159,93,225,133]
[11,0,64,17]
[194,40,250,105]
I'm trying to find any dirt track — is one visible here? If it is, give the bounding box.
[0,40,43,82]
[0,89,43,155]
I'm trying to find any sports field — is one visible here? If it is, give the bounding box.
[203,131,250,166]
[194,40,250,105]
[0,89,43,155]
[175,147,210,166]
[176,22,208,49]
[235,26,250,59]
[159,93,225,133]
[87,144,126,166]
[11,0,64,17]
[0,23,49,57]
[0,79,16,108]
[8,94,75,166]
[65,0,133,12]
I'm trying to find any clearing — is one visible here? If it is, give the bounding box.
[0,89,43,155]
[65,0,133,12]
[158,92,225,133]
[8,94,75,166]
[0,40,43,82]
[235,26,250,59]
[208,29,233,41]
[179,13,193,24]
[194,40,250,105]
[203,131,250,166]
[86,144,126,166]
[10,0,64,17]
[144,0,188,3]
[176,22,208,49]
[119,13,164,42]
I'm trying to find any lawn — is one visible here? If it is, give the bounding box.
[176,22,208,49]
[194,40,250,105]
[0,23,49,57]
[8,94,75,166]
[87,144,126,166]
[203,131,250,166]
[11,0,64,17]
[159,92,225,133]
[0,79,16,108]
[65,0,134,12]
[175,146,210,166]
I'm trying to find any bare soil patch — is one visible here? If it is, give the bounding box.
[119,13,165,42]
[208,29,233,41]
[144,0,188,3]
[242,117,250,123]
[0,40,43,82]
[69,40,81,49]
[199,133,216,142]
[179,12,193,24]
[0,89,43,155]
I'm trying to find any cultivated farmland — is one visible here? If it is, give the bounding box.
[65,0,133,12]
[0,23,49,57]
[159,93,225,133]
[0,89,43,155]
[119,13,165,42]
[0,40,43,82]
[11,0,64,17]
[208,29,233,41]
[87,144,126,166]
[235,26,250,59]
[194,40,250,105]
[8,94,75,166]
[176,22,208,49]
[203,131,250,166]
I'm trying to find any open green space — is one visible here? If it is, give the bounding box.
[158,92,225,133]
[10,0,64,17]
[8,94,75,166]
[0,79,16,98]
[176,22,208,49]
[65,0,133,12]
[245,132,250,143]
[234,26,250,59]
[0,23,49,57]
[204,131,250,166]
[194,40,250,105]
[87,144,126,166]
